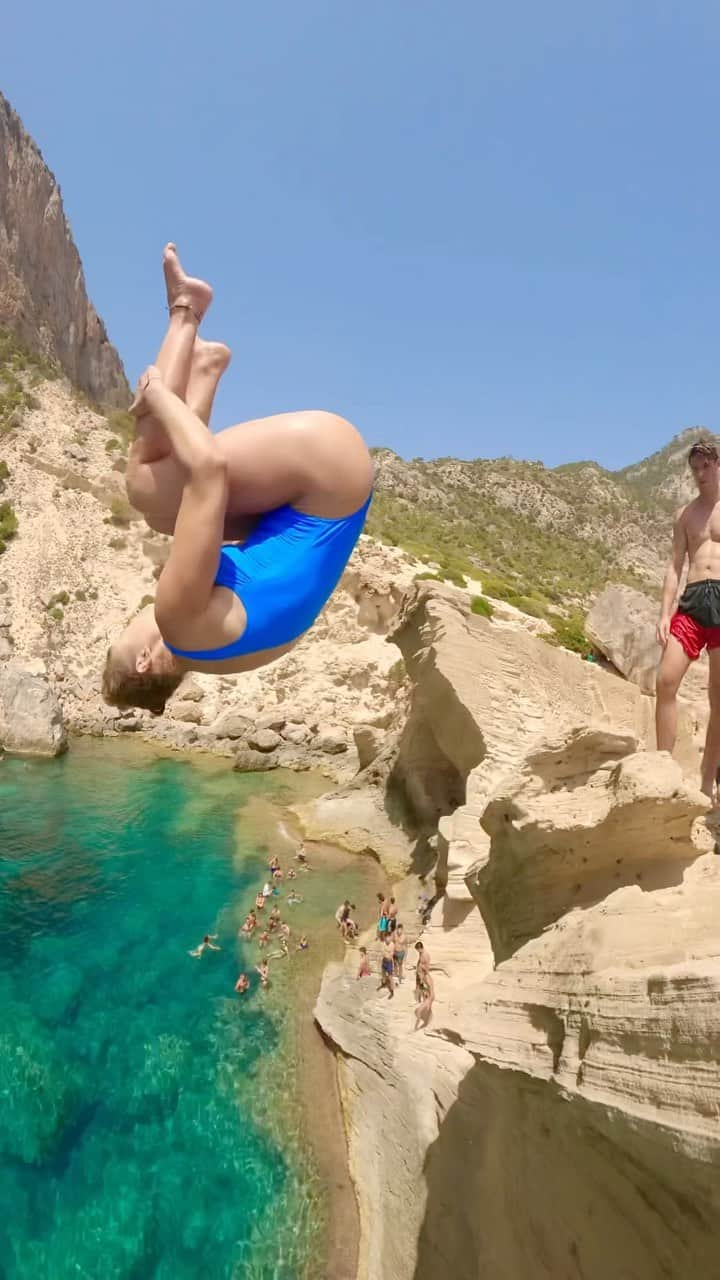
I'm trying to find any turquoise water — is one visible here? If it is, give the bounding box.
[0,747,326,1279]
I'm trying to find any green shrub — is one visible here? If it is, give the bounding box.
[109,495,133,526]
[46,591,70,611]
[0,499,18,553]
[105,437,121,453]
[74,588,87,601]
[105,410,135,447]
[479,574,519,600]
[138,594,155,609]
[546,612,591,656]
[49,606,64,622]
[109,535,128,550]
[87,587,98,600]
[439,565,467,588]
[470,595,493,618]
[414,571,443,582]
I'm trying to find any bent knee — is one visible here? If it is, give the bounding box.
[656,668,685,698]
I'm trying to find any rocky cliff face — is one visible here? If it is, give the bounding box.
[313,582,720,1280]
[0,93,128,407]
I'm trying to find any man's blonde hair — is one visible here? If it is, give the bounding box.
[101,647,183,716]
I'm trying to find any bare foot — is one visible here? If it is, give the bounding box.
[193,337,232,374]
[163,243,213,322]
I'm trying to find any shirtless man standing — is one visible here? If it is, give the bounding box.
[656,438,720,796]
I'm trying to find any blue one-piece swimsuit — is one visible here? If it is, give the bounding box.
[164,492,372,661]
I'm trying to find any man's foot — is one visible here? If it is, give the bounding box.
[193,337,232,375]
[163,243,213,322]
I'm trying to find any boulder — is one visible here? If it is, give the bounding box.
[170,704,203,725]
[0,634,13,661]
[316,724,348,754]
[247,727,281,753]
[0,664,67,756]
[281,723,310,745]
[353,724,383,769]
[0,609,11,629]
[174,678,204,703]
[233,744,279,772]
[210,709,251,740]
[585,584,662,693]
[256,711,286,732]
[64,444,88,462]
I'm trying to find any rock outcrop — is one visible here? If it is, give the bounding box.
[0,93,128,406]
[313,582,720,1280]
[0,662,66,755]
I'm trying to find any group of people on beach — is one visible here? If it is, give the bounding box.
[342,889,435,1029]
[191,842,435,1028]
[189,841,312,996]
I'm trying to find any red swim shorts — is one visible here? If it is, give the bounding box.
[669,610,720,661]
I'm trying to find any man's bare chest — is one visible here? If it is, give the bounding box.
[686,503,720,549]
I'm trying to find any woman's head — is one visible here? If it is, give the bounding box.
[102,605,183,715]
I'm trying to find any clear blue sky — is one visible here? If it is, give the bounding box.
[4,1,720,467]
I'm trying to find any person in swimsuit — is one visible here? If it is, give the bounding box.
[393,924,407,982]
[297,935,310,951]
[357,946,371,979]
[239,911,257,937]
[378,936,395,998]
[234,972,250,994]
[256,959,270,988]
[188,933,221,958]
[656,438,720,796]
[414,970,435,1030]
[102,244,373,715]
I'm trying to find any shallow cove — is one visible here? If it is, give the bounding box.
[0,740,379,1279]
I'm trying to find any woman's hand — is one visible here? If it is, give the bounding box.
[129,365,165,417]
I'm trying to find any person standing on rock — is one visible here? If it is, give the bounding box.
[102,243,373,715]
[656,438,720,797]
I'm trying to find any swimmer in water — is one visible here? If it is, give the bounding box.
[234,973,250,994]
[286,890,304,906]
[101,244,373,717]
[256,959,270,988]
[296,935,309,952]
[188,933,221,958]
[240,910,257,936]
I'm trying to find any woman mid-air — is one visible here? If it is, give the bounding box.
[102,244,373,715]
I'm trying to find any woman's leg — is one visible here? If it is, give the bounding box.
[130,244,214,464]
[126,338,230,532]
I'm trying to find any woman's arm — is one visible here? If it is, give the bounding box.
[130,368,228,624]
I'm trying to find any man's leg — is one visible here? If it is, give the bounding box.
[655,634,692,754]
[700,647,720,797]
